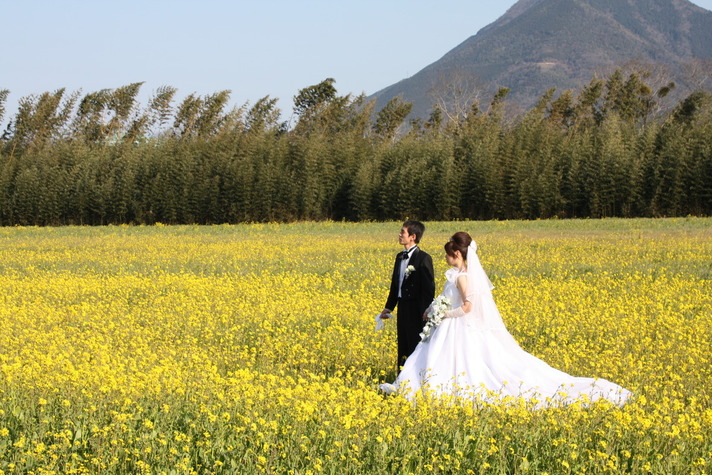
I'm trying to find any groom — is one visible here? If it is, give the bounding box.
[379,220,435,371]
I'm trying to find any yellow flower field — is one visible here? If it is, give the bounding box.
[0,219,710,474]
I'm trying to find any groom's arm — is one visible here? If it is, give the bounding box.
[384,258,400,313]
[420,253,436,303]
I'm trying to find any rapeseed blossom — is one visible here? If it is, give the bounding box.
[0,219,710,473]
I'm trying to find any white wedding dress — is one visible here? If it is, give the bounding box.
[381,243,631,407]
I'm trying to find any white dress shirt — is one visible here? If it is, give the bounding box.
[398,245,417,298]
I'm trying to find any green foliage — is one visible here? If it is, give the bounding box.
[0,72,710,225]
[0,89,9,126]
[373,96,413,141]
[245,96,281,133]
[293,78,337,117]
[4,89,78,154]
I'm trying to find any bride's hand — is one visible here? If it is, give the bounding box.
[422,304,433,321]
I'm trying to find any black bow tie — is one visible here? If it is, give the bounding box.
[400,249,414,260]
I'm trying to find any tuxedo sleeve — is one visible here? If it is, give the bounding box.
[419,253,436,309]
[384,258,400,311]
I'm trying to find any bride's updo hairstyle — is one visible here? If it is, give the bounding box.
[444,232,473,260]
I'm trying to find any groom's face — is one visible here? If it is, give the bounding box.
[398,227,416,247]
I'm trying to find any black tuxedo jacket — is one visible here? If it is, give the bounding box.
[385,247,435,316]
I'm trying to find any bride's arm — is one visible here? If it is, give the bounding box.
[444,275,472,318]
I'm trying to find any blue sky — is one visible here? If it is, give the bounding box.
[2,0,712,125]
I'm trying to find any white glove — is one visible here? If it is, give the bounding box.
[444,306,466,319]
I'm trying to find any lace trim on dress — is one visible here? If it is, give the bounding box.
[446,268,477,306]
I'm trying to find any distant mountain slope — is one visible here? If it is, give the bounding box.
[369,0,712,119]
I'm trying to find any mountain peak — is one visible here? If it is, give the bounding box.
[479,0,547,34]
[370,0,712,119]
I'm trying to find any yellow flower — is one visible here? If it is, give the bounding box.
[0,220,709,472]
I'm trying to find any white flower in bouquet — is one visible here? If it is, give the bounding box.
[404,265,415,277]
[420,295,451,342]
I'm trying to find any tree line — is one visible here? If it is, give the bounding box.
[0,72,710,225]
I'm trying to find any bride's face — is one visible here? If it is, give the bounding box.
[446,252,460,267]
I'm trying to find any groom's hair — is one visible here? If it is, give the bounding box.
[403,220,425,243]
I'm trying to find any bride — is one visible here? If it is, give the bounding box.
[380,232,632,406]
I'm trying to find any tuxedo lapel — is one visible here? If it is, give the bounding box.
[386,247,425,310]
[408,248,421,266]
[401,248,420,287]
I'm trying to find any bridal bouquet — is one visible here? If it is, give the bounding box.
[420,295,451,342]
